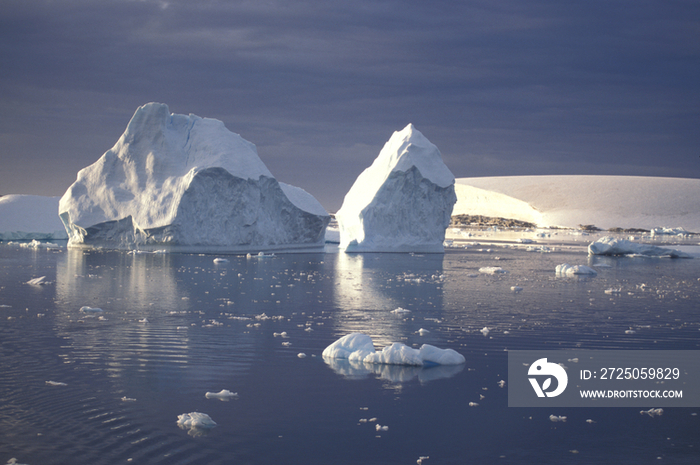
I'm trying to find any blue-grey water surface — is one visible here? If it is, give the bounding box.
[1,236,699,464]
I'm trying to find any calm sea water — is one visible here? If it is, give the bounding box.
[1,235,699,464]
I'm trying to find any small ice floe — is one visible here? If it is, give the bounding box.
[479,266,507,274]
[480,327,490,336]
[177,412,217,436]
[498,380,506,388]
[640,408,663,417]
[205,389,238,400]
[624,329,636,334]
[549,415,567,422]
[391,307,411,314]
[139,318,149,324]
[26,276,48,285]
[375,424,389,431]
[80,306,103,313]
[511,286,523,293]
[588,236,691,258]
[417,328,430,336]
[213,258,229,264]
[6,458,29,465]
[121,396,137,402]
[468,402,479,407]
[555,264,597,276]
[0,304,11,308]
[586,419,596,424]
[281,341,292,347]
[604,288,622,295]
[46,381,67,386]
[153,249,168,254]
[297,353,307,358]
[417,456,430,465]
[517,238,534,244]
[273,331,288,338]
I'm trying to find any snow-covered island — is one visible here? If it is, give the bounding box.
[453,175,700,232]
[58,103,330,251]
[336,124,457,253]
[0,195,67,241]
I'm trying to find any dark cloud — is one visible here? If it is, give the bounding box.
[1,0,698,211]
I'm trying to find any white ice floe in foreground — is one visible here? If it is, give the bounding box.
[555,264,598,276]
[453,175,700,231]
[205,389,238,400]
[588,236,692,258]
[322,333,465,366]
[59,102,329,251]
[0,195,68,241]
[336,124,456,253]
[177,412,217,435]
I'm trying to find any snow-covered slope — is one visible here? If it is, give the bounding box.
[453,176,700,231]
[0,195,67,241]
[336,124,457,252]
[59,103,330,250]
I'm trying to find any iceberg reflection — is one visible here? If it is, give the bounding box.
[323,357,464,383]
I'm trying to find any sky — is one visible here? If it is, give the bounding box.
[1,0,698,212]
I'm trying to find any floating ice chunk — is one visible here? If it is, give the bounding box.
[511,286,523,293]
[651,227,689,236]
[323,333,465,366]
[177,412,217,435]
[555,264,597,276]
[375,424,389,431]
[625,329,636,334]
[480,327,490,336]
[589,236,691,258]
[322,333,376,362]
[417,328,430,336]
[121,396,137,402]
[297,353,307,358]
[549,415,567,422]
[139,318,149,323]
[273,332,288,338]
[6,458,29,465]
[391,307,411,314]
[479,266,507,274]
[80,306,103,313]
[213,258,229,263]
[417,456,430,465]
[586,419,596,424]
[640,408,663,417]
[498,380,506,388]
[517,238,534,244]
[46,381,67,386]
[468,402,479,407]
[26,276,47,285]
[205,389,238,400]
[604,288,622,294]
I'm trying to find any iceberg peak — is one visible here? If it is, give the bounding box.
[336,124,456,253]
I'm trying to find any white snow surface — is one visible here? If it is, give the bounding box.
[588,236,692,258]
[0,195,67,241]
[322,333,466,366]
[336,124,457,252]
[453,175,700,231]
[58,102,329,250]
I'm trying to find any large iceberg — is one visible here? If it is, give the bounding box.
[336,124,456,253]
[58,103,329,251]
[0,195,68,241]
[588,236,692,258]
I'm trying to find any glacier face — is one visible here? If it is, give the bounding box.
[59,103,329,250]
[336,124,456,253]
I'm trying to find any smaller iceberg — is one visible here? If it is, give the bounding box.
[588,236,691,258]
[205,389,238,400]
[322,333,465,366]
[555,264,598,276]
[177,412,217,436]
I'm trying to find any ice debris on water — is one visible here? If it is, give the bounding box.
[375,424,389,431]
[498,380,506,388]
[640,408,663,417]
[468,402,479,407]
[511,286,523,293]
[480,327,490,336]
[555,264,597,276]
[417,328,430,335]
[26,276,48,285]
[549,415,567,422]
[604,288,622,295]
[205,389,238,400]
[391,307,411,314]
[213,258,229,263]
[479,266,507,274]
[177,412,217,435]
[323,333,465,366]
[297,353,307,358]
[80,306,103,313]
[6,459,29,465]
[588,236,691,258]
[586,419,596,424]
[121,396,137,402]
[46,380,67,386]
[417,456,429,465]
